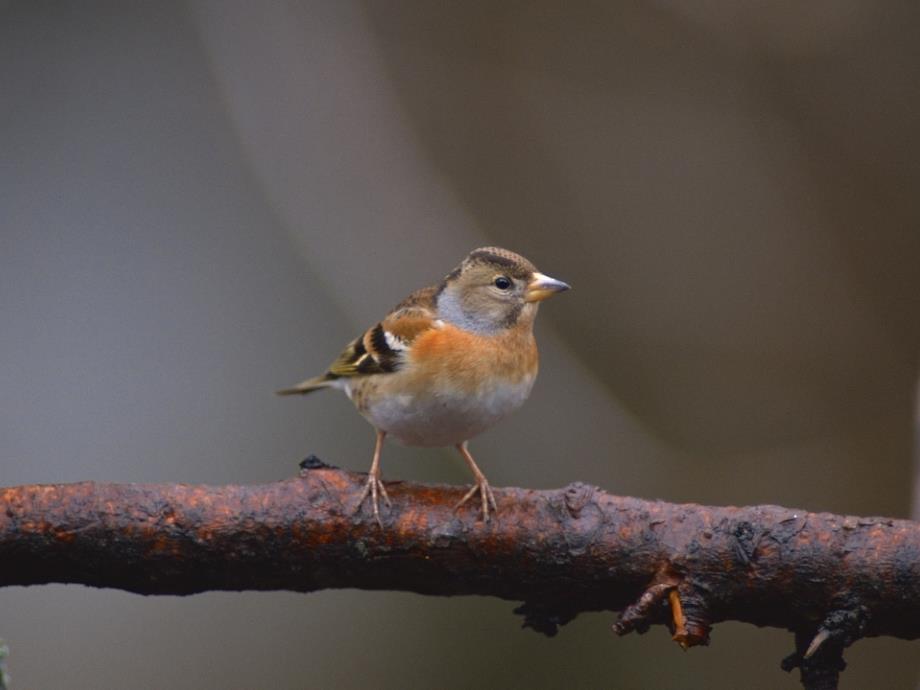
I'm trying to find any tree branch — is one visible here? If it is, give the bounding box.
[2,457,918,689]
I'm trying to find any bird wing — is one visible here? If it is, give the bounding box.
[326,286,439,379]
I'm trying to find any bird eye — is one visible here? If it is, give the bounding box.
[493,276,512,290]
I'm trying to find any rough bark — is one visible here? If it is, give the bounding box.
[2,456,919,689]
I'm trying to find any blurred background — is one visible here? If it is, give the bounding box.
[2,1,919,688]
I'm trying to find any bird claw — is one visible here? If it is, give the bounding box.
[455,478,498,522]
[354,474,390,527]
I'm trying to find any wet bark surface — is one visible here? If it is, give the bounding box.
[2,457,918,689]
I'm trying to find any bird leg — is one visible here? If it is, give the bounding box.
[454,442,498,522]
[354,429,390,527]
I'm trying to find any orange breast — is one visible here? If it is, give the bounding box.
[406,323,538,394]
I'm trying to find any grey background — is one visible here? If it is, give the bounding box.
[2,1,919,688]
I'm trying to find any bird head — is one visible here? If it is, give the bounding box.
[436,247,570,334]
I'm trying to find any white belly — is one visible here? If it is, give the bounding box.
[353,376,535,447]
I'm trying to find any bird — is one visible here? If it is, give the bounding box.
[277,247,569,526]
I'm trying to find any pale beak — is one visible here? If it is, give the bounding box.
[525,272,571,302]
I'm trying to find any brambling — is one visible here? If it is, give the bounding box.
[277,247,569,526]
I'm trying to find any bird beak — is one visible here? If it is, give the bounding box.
[525,272,571,302]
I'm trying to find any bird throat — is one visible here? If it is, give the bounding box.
[436,287,520,334]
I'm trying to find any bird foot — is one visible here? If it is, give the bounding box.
[455,477,498,522]
[353,474,390,527]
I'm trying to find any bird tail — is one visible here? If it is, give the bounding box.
[275,374,338,396]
